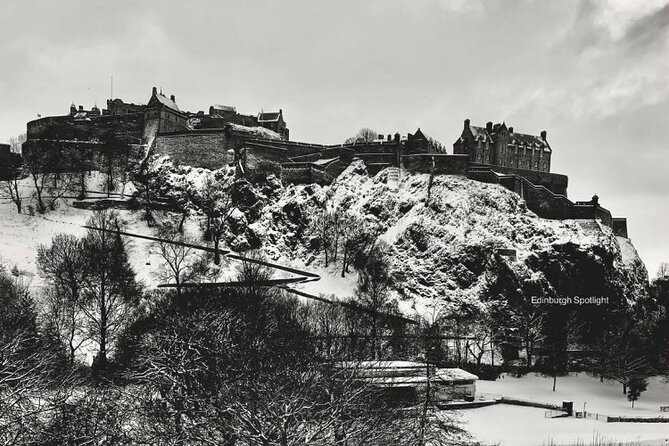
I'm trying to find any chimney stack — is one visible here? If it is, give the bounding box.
[509,127,514,133]
[152,86,157,96]
[540,130,547,141]
[78,105,83,111]
[464,118,470,129]
[486,122,493,133]
[170,94,175,102]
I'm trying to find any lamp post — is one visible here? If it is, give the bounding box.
[583,401,587,418]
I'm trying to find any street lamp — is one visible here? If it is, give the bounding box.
[583,401,587,417]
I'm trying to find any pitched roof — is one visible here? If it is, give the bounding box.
[510,132,550,150]
[258,111,281,122]
[469,126,493,142]
[153,93,181,112]
[212,104,236,113]
[436,368,479,381]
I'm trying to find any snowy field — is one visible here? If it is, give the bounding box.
[0,174,216,291]
[458,405,669,446]
[457,373,669,445]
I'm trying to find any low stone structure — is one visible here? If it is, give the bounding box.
[337,360,478,404]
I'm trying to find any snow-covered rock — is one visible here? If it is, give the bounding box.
[250,161,649,320]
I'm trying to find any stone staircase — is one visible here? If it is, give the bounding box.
[387,166,400,189]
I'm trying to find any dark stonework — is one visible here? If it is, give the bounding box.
[454,119,552,173]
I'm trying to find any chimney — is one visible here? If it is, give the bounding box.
[486,122,493,133]
[70,102,77,114]
[394,132,401,142]
[464,118,470,129]
[170,94,175,102]
[387,134,392,141]
[540,130,547,141]
[152,86,157,96]
[78,105,83,111]
[509,127,514,133]
[378,134,383,140]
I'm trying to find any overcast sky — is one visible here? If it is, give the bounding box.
[1,0,667,275]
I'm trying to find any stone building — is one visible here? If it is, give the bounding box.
[199,105,289,140]
[257,110,289,140]
[145,87,188,134]
[453,119,552,173]
[336,361,478,404]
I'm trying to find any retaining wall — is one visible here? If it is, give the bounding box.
[471,162,568,196]
[154,131,234,169]
[402,154,470,175]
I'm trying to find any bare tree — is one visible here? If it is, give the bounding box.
[466,316,492,368]
[46,171,76,211]
[345,128,380,144]
[0,331,76,445]
[510,302,546,371]
[0,152,23,213]
[8,133,26,153]
[311,207,343,267]
[339,213,374,278]
[355,242,393,359]
[152,224,212,295]
[235,249,278,302]
[657,262,669,279]
[37,234,88,366]
[23,144,49,214]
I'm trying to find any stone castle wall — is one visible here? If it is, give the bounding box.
[471,162,568,196]
[402,154,470,175]
[468,168,625,234]
[27,113,145,141]
[153,131,235,169]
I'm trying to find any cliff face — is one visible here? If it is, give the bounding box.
[249,161,649,317]
[150,157,650,319]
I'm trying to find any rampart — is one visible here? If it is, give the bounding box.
[468,168,626,234]
[27,113,145,142]
[471,162,568,196]
[153,130,235,169]
[402,154,470,175]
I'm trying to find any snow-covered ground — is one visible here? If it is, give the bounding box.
[0,173,218,291]
[457,373,669,445]
[479,373,669,417]
[458,404,669,446]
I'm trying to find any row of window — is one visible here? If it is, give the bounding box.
[473,144,549,171]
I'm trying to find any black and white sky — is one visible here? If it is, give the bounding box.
[1,0,668,275]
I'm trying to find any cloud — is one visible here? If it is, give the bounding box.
[622,2,669,48]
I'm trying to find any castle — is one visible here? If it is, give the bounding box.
[18,86,628,238]
[23,86,287,155]
[453,119,551,173]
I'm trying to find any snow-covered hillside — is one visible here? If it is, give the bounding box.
[245,161,649,319]
[0,160,650,322]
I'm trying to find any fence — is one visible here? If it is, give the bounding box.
[576,411,609,422]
